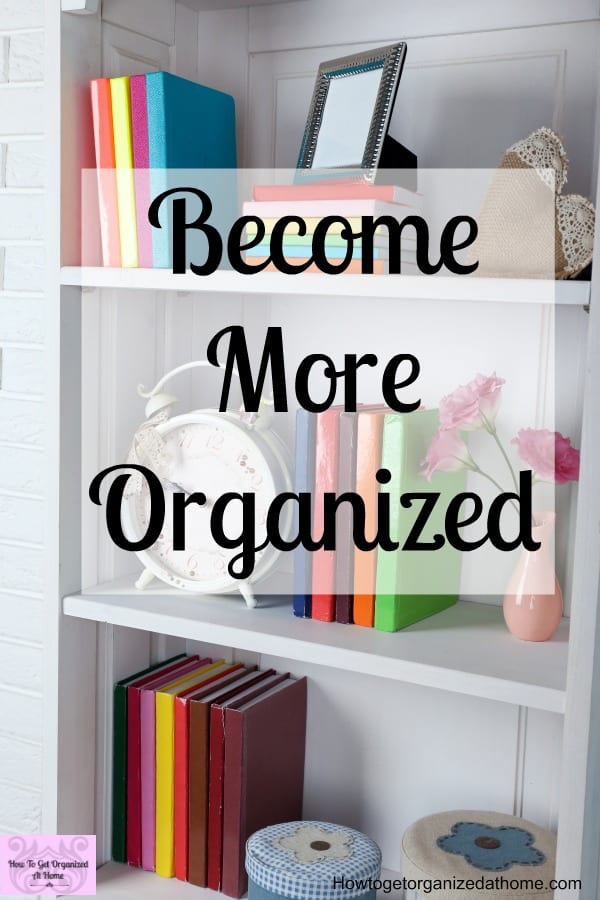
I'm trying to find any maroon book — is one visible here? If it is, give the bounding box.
[187,667,269,888]
[206,672,287,891]
[335,406,387,624]
[221,677,308,898]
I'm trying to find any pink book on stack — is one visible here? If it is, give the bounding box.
[138,656,211,871]
[130,74,153,268]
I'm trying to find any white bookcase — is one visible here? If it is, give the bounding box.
[46,1,600,896]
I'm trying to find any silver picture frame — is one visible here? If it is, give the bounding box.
[296,42,407,179]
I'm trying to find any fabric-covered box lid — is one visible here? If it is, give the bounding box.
[245,821,382,900]
[402,810,557,899]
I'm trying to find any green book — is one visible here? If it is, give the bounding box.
[374,409,466,632]
[111,654,186,862]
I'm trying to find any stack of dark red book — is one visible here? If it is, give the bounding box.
[112,654,307,898]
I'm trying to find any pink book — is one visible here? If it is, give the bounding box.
[311,406,344,622]
[139,657,211,871]
[252,182,418,204]
[130,74,153,268]
[241,198,417,220]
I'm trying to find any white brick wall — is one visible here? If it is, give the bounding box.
[8,33,44,83]
[6,142,44,187]
[4,247,44,291]
[0,347,44,394]
[0,3,45,839]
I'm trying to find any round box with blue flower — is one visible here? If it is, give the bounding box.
[245,821,382,900]
[401,810,557,899]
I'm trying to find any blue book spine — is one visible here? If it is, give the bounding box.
[146,71,237,269]
[146,73,170,268]
[292,409,317,617]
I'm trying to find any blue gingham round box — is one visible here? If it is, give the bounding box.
[245,821,382,900]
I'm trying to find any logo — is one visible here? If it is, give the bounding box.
[0,835,96,896]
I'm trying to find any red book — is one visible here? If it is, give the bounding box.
[125,654,203,867]
[173,662,244,882]
[187,668,267,888]
[311,407,343,621]
[221,677,307,899]
[89,78,121,266]
[252,182,417,205]
[206,672,286,892]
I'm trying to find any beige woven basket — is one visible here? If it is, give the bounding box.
[473,127,594,279]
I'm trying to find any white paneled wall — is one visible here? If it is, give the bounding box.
[0,0,44,835]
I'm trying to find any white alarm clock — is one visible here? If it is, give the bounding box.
[123,361,292,608]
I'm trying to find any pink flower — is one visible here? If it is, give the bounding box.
[421,428,472,481]
[439,373,505,431]
[512,429,580,484]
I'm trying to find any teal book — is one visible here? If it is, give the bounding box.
[374,409,466,632]
[112,654,186,862]
[146,71,237,268]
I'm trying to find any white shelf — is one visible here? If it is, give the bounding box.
[64,576,568,713]
[60,266,590,305]
[181,0,303,10]
[93,861,403,898]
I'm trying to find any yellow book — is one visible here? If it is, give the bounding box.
[154,659,226,878]
[109,76,138,267]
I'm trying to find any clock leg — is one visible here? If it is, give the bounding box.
[135,568,155,590]
[239,582,257,609]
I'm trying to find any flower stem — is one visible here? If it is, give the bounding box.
[481,413,520,493]
[470,464,521,518]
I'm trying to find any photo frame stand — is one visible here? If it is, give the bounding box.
[376,135,418,189]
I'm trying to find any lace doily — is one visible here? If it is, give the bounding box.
[125,409,173,495]
[556,193,595,275]
[507,127,568,191]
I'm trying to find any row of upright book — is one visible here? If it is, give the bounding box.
[113,654,306,898]
[90,69,419,273]
[90,72,236,268]
[293,407,464,628]
[242,180,420,273]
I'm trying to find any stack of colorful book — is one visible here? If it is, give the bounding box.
[242,181,420,273]
[112,654,306,898]
[90,72,236,268]
[293,406,465,628]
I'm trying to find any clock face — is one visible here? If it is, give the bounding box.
[124,413,289,593]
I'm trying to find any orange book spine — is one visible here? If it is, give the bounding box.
[89,78,121,267]
[245,257,386,275]
[353,411,386,627]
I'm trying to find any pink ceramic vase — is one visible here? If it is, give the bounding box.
[503,511,563,641]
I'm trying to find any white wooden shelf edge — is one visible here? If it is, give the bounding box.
[95,861,403,898]
[181,0,304,11]
[60,266,590,305]
[63,577,568,713]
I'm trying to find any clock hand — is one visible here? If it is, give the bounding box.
[163,478,190,494]
[163,479,214,508]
